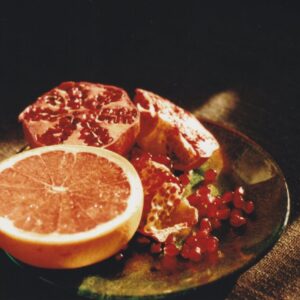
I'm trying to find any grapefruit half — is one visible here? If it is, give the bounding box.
[0,145,143,269]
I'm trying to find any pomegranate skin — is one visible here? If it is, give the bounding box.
[19,82,140,155]
[134,88,220,171]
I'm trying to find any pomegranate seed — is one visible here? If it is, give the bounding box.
[233,193,245,209]
[197,203,208,217]
[204,169,217,183]
[150,243,162,254]
[164,243,180,256]
[221,191,233,204]
[230,209,247,227]
[243,200,255,214]
[199,218,212,232]
[197,185,210,197]
[207,204,217,217]
[165,234,176,245]
[210,218,222,230]
[196,229,209,239]
[186,235,199,247]
[213,196,222,206]
[196,237,208,251]
[205,236,219,253]
[216,208,231,220]
[235,186,245,196]
[187,193,200,207]
[179,173,190,186]
[189,246,202,262]
[181,243,191,259]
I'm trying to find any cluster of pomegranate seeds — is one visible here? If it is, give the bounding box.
[185,170,254,230]
[148,218,219,264]
[125,168,255,265]
[113,164,255,268]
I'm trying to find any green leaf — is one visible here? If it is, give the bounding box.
[207,184,220,197]
[182,168,204,198]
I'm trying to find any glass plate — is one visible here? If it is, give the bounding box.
[6,121,290,299]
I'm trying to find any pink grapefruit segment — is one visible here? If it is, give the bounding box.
[0,145,143,269]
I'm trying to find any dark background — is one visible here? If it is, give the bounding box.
[0,1,299,299]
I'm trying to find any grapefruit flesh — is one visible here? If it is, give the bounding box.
[0,145,143,269]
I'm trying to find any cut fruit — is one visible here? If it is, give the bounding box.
[0,145,143,269]
[18,82,140,155]
[134,89,220,170]
[131,151,198,242]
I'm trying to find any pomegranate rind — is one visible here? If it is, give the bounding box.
[143,182,198,242]
[18,82,140,155]
[0,145,143,268]
[134,89,220,170]
[131,152,198,242]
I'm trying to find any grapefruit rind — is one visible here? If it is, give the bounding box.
[0,145,143,268]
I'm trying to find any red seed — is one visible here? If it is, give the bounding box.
[210,218,222,230]
[199,218,212,232]
[197,185,210,197]
[165,234,176,245]
[216,208,231,220]
[164,244,180,256]
[197,202,208,217]
[150,243,162,254]
[189,246,202,262]
[243,201,255,214]
[213,196,222,207]
[205,236,219,253]
[181,243,191,259]
[230,210,247,227]
[170,186,177,194]
[186,235,199,247]
[179,173,190,186]
[233,193,245,209]
[235,186,245,196]
[221,191,233,204]
[196,238,208,252]
[187,193,200,207]
[174,198,181,207]
[204,169,217,183]
[207,204,217,217]
[196,230,209,239]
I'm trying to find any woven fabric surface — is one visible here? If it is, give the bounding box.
[228,218,300,300]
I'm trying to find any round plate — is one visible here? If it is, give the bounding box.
[6,121,290,299]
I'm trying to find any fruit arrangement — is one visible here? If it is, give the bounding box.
[0,81,254,269]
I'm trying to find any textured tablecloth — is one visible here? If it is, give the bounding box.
[228,219,300,300]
